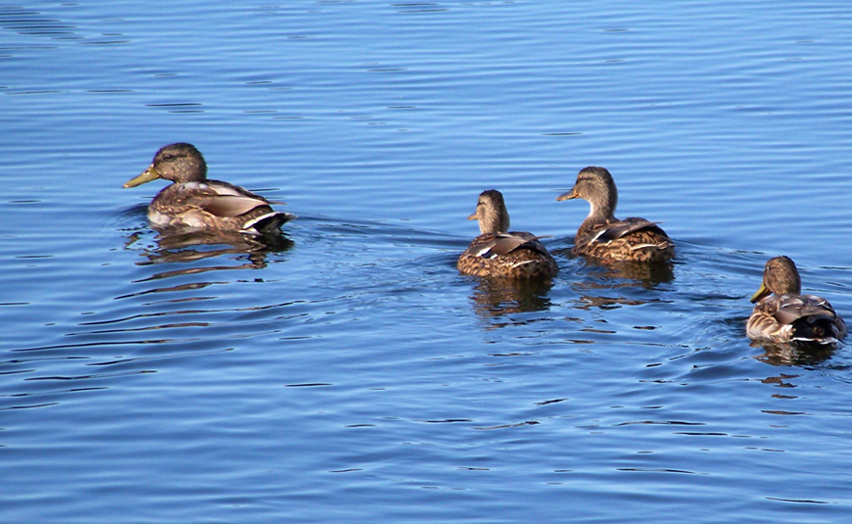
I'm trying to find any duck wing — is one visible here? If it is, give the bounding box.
[769,294,835,323]
[475,232,550,258]
[590,218,667,243]
[190,180,275,218]
[199,194,271,217]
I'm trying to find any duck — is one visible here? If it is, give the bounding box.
[556,166,673,263]
[458,189,558,279]
[123,143,294,235]
[747,256,846,345]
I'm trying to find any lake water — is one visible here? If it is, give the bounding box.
[2,1,852,522]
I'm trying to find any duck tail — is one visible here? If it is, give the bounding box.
[790,314,842,345]
[243,211,296,235]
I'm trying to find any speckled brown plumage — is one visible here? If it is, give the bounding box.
[124,143,294,235]
[557,166,673,263]
[458,190,558,279]
[747,256,846,345]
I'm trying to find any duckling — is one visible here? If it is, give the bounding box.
[458,189,558,279]
[124,143,294,235]
[557,166,673,262]
[748,256,846,345]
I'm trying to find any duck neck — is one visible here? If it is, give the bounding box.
[585,196,616,225]
[480,211,509,235]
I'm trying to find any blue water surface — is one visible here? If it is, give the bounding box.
[2,1,852,523]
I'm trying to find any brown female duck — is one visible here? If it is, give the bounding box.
[556,166,673,263]
[458,189,558,279]
[124,143,294,235]
[748,256,846,345]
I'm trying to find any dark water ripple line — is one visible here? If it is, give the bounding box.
[67,322,211,335]
[0,367,35,376]
[1,384,108,411]
[74,309,217,326]
[88,347,233,368]
[10,338,205,354]
[765,496,829,505]
[131,269,235,283]
[77,300,313,326]
[616,467,708,476]
[24,368,155,382]
[114,284,220,300]
[474,421,540,430]
[613,420,706,427]
[1,401,59,411]
[4,348,231,378]
[78,39,129,46]
[1,355,89,366]
[0,44,56,51]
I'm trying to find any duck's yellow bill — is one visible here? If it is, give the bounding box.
[556,189,579,201]
[123,164,160,188]
[750,283,769,303]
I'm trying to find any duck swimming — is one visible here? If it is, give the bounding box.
[124,143,294,235]
[556,166,673,263]
[748,256,846,345]
[458,189,558,279]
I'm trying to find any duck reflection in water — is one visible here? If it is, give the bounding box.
[125,228,293,278]
[558,257,675,312]
[752,339,837,367]
[569,255,675,287]
[468,276,554,320]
